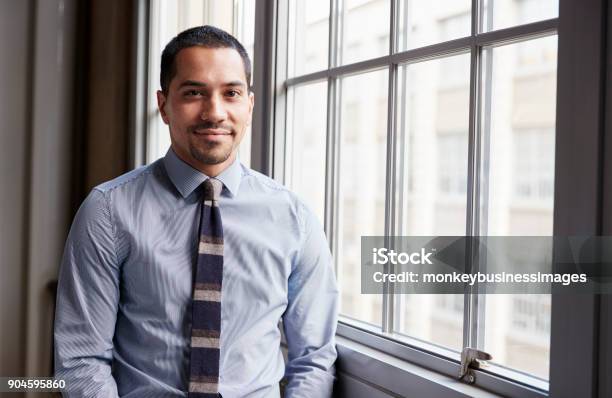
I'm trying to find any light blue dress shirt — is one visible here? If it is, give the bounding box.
[54,149,339,397]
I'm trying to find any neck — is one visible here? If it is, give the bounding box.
[172,148,236,177]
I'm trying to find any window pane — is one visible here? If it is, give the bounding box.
[483,0,558,32]
[397,0,471,51]
[338,69,388,326]
[341,0,390,65]
[479,35,557,380]
[286,82,328,223]
[394,54,471,351]
[289,0,330,76]
[234,0,256,167]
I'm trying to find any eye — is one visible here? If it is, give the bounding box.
[226,90,241,98]
[185,89,203,97]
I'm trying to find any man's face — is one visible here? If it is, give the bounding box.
[157,46,254,176]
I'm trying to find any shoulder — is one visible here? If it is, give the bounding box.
[240,165,303,208]
[89,159,172,210]
[77,159,169,228]
[93,159,163,195]
[240,164,320,236]
[239,165,291,194]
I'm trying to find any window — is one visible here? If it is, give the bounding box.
[513,129,555,201]
[398,1,471,50]
[483,0,559,32]
[286,81,328,223]
[477,35,557,383]
[145,0,255,166]
[438,133,468,197]
[278,0,559,393]
[337,70,388,325]
[341,0,391,64]
[288,0,330,76]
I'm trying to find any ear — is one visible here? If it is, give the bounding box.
[246,91,255,127]
[157,90,169,124]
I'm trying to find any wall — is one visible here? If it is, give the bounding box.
[0,0,34,379]
[0,1,76,393]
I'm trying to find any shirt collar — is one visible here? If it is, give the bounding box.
[163,148,242,199]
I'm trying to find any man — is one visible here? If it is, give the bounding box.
[54,25,339,397]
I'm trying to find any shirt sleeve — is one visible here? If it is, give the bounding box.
[54,189,120,397]
[282,203,339,398]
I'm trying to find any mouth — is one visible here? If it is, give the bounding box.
[193,128,232,136]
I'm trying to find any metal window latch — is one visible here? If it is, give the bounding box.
[459,347,492,384]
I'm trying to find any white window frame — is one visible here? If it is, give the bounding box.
[252,0,612,397]
[266,1,559,396]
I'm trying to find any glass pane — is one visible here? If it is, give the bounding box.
[483,0,558,32]
[341,0,391,65]
[286,82,328,223]
[289,0,330,76]
[479,35,557,380]
[234,0,256,167]
[397,0,471,51]
[338,69,388,326]
[394,54,471,352]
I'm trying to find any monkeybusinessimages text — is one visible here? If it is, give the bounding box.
[371,248,588,286]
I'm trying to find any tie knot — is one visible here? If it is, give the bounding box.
[203,178,223,201]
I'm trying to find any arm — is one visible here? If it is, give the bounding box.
[54,189,120,397]
[282,205,339,397]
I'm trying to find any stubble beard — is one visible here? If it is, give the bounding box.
[189,139,233,165]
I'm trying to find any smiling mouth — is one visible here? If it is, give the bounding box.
[193,128,232,135]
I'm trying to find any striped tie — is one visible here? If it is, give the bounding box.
[189,178,224,397]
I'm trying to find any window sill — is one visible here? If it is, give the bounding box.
[335,322,548,398]
[335,335,502,398]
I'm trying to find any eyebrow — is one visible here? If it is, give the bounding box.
[178,80,247,89]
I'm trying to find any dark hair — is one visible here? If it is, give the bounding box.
[160,25,252,94]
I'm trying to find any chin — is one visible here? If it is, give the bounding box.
[191,147,233,166]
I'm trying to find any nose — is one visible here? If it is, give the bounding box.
[201,93,227,123]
